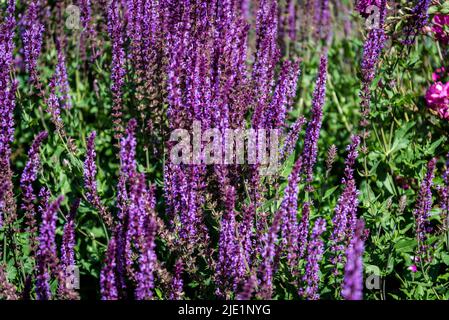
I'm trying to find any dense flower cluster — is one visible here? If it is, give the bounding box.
[1,0,449,302]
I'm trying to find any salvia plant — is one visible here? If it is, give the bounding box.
[0,0,448,301]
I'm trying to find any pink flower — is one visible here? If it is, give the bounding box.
[408,265,418,273]
[432,15,449,44]
[425,82,449,120]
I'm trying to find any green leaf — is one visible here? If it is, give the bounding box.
[394,239,417,253]
[323,186,339,200]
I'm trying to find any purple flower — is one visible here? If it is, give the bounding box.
[280,116,306,162]
[299,218,326,300]
[287,0,297,41]
[47,76,64,129]
[302,55,328,188]
[126,172,148,279]
[342,219,365,300]
[216,186,246,297]
[55,41,72,110]
[83,131,113,227]
[78,0,92,31]
[251,0,280,129]
[361,28,386,84]
[20,131,48,253]
[279,156,304,271]
[360,18,386,128]
[119,119,138,180]
[264,59,301,129]
[36,195,64,300]
[100,236,118,300]
[236,274,257,300]
[84,131,99,204]
[330,135,361,269]
[61,199,79,278]
[314,0,330,39]
[298,201,311,260]
[439,153,449,226]
[22,1,44,86]
[402,0,431,45]
[135,213,157,300]
[258,195,285,299]
[240,204,256,271]
[108,0,127,140]
[0,182,7,228]
[413,158,436,257]
[0,0,17,227]
[169,259,184,300]
[59,198,80,299]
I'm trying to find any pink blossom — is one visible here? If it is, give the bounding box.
[432,15,449,44]
[408,265,418,273]
[425,82,449,120]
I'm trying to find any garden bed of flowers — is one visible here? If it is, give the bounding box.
[0,0,449,300]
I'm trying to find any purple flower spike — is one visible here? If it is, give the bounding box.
[265,59,301,129]
[258,194,285,299]
[135,215,157,300]
[36,195,64,300]
[216,186,246,297]
[330,135,361,270]
[169,259,184,300]
[22,1,44,87]
[108,0,127,140]
[61,199,79,279]
[439,154,449,226]
[20,131,48,253]
[302,54,328,189]
[236,274,257,300]
[279,156,304,271]
[298,201,311,260]
[402,0,431,45]
[55,42,72,110]
[342,219,365,300]
[83,131,113,227]
[280,116,306,162]
[0,0,17,227]
[100,236,119,300]
[299,218,326,300]
[413,158,437,258]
